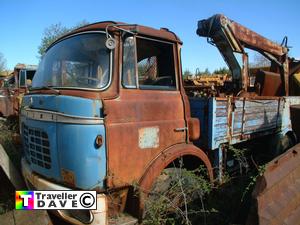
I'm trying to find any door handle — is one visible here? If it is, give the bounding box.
[174,127,188,132]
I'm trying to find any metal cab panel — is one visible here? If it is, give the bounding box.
[57,123,106,190]
[21,95,103,118]
[20,94,106,190]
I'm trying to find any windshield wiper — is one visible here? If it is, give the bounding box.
[29,86,60,95]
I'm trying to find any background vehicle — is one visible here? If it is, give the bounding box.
[0,63,36,117]
[20,15,300,224]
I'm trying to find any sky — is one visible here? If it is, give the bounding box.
[0,0,300,73]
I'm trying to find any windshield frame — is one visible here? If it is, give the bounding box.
[31,31,113,92]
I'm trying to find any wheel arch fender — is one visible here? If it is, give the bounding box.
[138,143,213,193]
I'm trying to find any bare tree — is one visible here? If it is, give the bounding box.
[38,20,89,57]
[250,53,270,68]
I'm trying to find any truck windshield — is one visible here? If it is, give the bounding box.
[32,33,111,90]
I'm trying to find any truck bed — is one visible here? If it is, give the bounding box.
[190,96,300,150]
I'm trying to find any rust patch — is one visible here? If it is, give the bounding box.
[255,70,283,96]
[248,144,300,225]
[0,90,18,117]
[107,188,129,217]
[61,168,76,187]
[138,143,213,194]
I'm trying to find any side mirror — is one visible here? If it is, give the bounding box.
[105,37,116,50]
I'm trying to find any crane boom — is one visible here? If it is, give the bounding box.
[197,14,290,95]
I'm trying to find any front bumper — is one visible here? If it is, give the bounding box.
[21,158,108,225]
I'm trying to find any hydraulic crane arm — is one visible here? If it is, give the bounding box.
[197,14,290,95]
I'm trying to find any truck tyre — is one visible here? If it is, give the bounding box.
[272,132,297,158]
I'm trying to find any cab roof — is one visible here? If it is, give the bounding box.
[53,21,182,47]
[14,63,37,71]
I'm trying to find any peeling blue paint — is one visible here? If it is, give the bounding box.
[190,97,300,150]
[21,95,106,190]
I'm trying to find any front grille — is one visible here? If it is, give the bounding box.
[23,124,51,169]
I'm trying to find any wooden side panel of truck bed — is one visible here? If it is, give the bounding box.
[190,97,300,150]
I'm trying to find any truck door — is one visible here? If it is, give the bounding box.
[105,35,187,187]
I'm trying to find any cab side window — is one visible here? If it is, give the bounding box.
[122,36,176,90]
[137,38,176,89]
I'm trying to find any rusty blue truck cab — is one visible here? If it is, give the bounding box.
[19,22,204,225]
